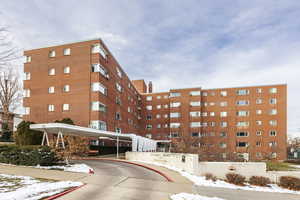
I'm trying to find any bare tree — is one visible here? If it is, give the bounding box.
[0,27,18,68]
[0,69,22,124]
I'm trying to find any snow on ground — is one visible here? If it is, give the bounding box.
[291,165,300,169]
[134,160,300,195]
[171,193,225,200]
[0,174,82,200]
[36,163,93,173]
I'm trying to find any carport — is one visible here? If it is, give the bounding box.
[30,123,157,158]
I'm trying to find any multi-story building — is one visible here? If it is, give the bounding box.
[23,39,287,161]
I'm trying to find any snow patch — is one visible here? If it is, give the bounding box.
[36,163,93,173]
[133,160,300,195]
[0,174,82,200]
[171,193,225,200]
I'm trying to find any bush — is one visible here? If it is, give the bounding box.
[0,145,60,166]
[14,121,43,145]
[204,173,217,182]
[279,176,300,191]
[225,173,246,186]
[249,176,271,186]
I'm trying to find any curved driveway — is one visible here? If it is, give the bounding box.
[58,159,177,200]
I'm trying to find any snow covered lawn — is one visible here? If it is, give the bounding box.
[0,174,82,200]
[171,193,225,200]
[36,163,94,173]
[134,160,300,195]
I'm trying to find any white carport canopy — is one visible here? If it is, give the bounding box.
[30,123,157,153]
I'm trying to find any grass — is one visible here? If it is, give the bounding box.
[0,176,24,192]
[266,161,298,171]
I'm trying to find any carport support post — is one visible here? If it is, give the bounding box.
[41,130,49,146]
[116,136,119,159]
[56,130,65,149]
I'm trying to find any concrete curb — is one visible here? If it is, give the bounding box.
[75,157,174,182]
[44,183,86,200]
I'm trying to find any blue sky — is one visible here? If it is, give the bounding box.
[0,0,299,137]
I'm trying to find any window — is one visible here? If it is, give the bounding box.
[156,105,161,109]
[209,102,215,106]
[24,107,30,115]
[25,56,31,63]
[190,122,201,128]
[116,83,122,92]
[48,104,55,112]
[219,142,227,148]
[256,110,262,115]
[236,142,249,147]
[48,68,55,75]
[269,109,277,115]
[90,120,107,130]
[145,134,152,139]
[190,91,201,96]
[202,92,207,96]
[256,152,262,157]
[220,101,227,107]
[270,130,277,136]
[270,98,277,105]
[210,112,215,116]
[271,152,277,158]
[256,142,261,147]
[146,96,152,101]
[170,123,180,128]
[157,124,161,128]
[170,132,179,138]
[164,95,168,99]
[220,91,227,97]
[257,88,263,93]
[164,114,168,118]
[63,48,71,55]
[170,112,180,118]
[220,132,227,137]
[170,92,181,98]
[116,97,121,105]
[203,102,208,107]
[236,132,249,137]
[236,100,249,106]
[91,44,106,58]
[128,107,131,113]
[202,112,208,117]
[236,111,249,116]
[256,98,263,104]
[23,89,30,97]
[146,105,152,110]
[256,120,262,125]
[170,102,181,107]
[210,122,216,127]
[256,131,263,136]
[236,121,249,127]
[146,115,152,120]
[24,72,31,80]
[190,111,201,117]
[115,112,121,120]
[164,124,168,128]
[48,86,55,94]
[210,91,215,96]
[269,88,277,94]
[92,82,107,95]
[269,141,277,147]
[64,66,70,74]
[115,127,122,133]
[63,85,70,92]
[220,112,227,117]
[220,122,227,127]
[164,104,168,108]
[63,104,69,111]
[189,132,199,137]
[237,89,249,95]
[91,64,109,78]
[49,50,56,57]
[269,120,277,126]
[190,101,201,106]
[202,122,207,127]
[156,114,161,118]
[116,67,122,78]
[91,101,106,112]
[146,124,152,130]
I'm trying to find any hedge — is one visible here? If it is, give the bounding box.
[0,145,59,166]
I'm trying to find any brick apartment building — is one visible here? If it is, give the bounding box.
[23,39,287,161]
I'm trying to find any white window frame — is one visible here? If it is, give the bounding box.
[63,48,71,56]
